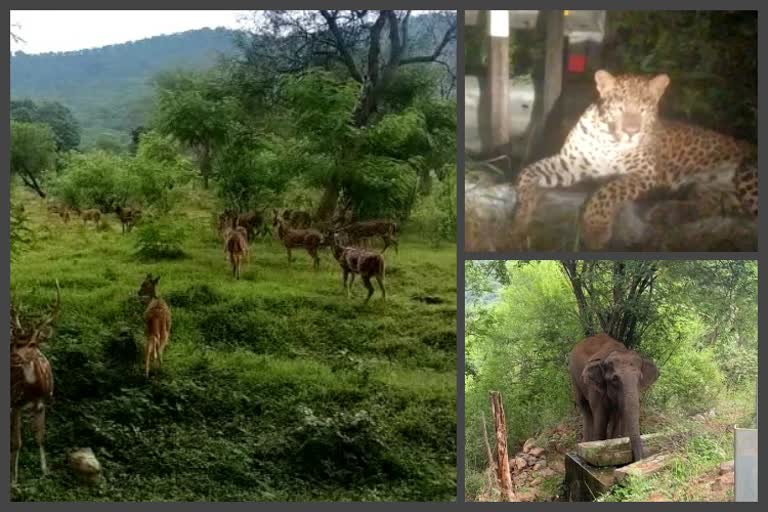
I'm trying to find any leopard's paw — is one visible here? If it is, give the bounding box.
[581,219,613,251]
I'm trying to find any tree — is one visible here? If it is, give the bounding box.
[153,71,238,188]
[11,99,81,152]
[559,260,659,348]
[243,10,456,126]
[10,121,57,198]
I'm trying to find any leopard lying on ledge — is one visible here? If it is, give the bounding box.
[507,69,757,251]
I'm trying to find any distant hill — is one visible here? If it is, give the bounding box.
[11,27,241,147]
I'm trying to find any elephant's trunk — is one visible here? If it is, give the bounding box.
[623,387,644,462]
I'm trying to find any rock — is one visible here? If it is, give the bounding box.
[523,438,537,453]
[529,447,546,458]
[531,477,542,486]
[576,432,677,467]
[693,414,706,421]
[533,461,547,471]
[719,460,735,475]
[68,448,102,484]
[613,452,674,482]
[515,457,528,471]
[541,468,556,477]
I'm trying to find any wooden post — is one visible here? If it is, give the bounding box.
[521,10,565,166]
[489,391,516,501]
[487,10,510,154]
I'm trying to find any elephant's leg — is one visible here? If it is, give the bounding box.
[579,398,594,441]
[610,413,625,439]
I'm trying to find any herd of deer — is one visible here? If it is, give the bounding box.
[46,203,142,233]
[10,202,399,485]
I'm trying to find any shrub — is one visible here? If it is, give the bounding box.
[648,346,724,415]
[134,217,186,260]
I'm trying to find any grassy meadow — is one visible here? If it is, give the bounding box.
[10,191,457,501]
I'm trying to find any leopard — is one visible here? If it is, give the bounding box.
[509,69,757,250]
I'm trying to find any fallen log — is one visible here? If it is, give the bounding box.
[613,452,674,482]
[576,432,681,467]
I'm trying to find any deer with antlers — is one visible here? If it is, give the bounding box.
[137,274,172,378]
[10,281,61,485]
[333,198,399,253]
[218,209,266,240]
[272,209,323,269]
[331,232,386,303]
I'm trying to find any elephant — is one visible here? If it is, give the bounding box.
[568,333,659,462]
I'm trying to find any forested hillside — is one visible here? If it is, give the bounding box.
[11,28,240,148]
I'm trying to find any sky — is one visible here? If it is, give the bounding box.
[10,10,252,54]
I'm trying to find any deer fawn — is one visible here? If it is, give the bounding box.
[137,274,172,378]
[272,209,323,270]
[115,206,142,233]
[332,232,386,303]
[224,222,249,280]
[81,209,101,228]
[10,280,61,485]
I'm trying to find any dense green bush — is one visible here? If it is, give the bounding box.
[409,166,457,246]
[133,217,187,259]
[648,346,724,415]
[51,150,129,211]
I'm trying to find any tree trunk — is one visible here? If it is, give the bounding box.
[199,144,212,189]
[489,391,516,502]
[21,174,47,198]
[316,180,340,221]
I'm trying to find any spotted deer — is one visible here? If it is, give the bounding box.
[81,209,101,227]
[47,203,71,223]
[281,208,312,229]
[115,206,142,233]
[218,209,266,239]
[224,222,249,280]
[10,280,61,485]
[272,209,323,269]
[137,274,172,378]
[331,232,386,303]
[337,220,399,253]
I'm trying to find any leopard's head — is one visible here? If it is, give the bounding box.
[594,70,670,144]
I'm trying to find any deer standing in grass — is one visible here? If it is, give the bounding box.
[339,220,399,253]
[115,206,142,233]
[331,232,386,303]
[81,209,101,228]
[138,274,172,378]
[272,209,323,270]
[332,200,399,253]
[10,281,61,485]
[223,220,249,280]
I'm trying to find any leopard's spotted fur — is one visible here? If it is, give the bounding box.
[510,70,757,250]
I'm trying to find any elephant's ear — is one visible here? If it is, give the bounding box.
[640,357,659,390]
[581,359,605,392]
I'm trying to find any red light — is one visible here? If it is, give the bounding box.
[568,54,587,73]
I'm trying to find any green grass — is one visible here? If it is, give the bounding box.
[10,194,457,502]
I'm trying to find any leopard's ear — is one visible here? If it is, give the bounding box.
[595,70,616,97]
[648,74,670,100]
